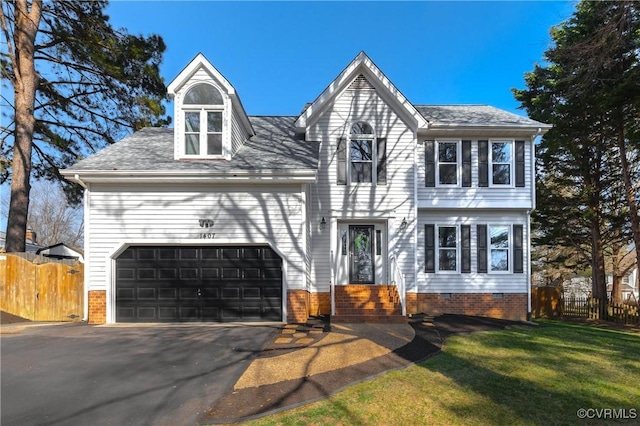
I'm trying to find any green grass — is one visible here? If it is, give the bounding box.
[244,321,640,426]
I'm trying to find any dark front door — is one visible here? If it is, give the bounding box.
[349,225,375,284]
[115,245,282,322]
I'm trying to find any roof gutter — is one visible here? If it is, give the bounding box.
[61,169,318,184]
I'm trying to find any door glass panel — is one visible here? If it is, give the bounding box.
[349,225,374,284]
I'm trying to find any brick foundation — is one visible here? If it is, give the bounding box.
[408,293,528,321]
[309,292,330,316]
[88,290,107,324]
[287,290,309,323]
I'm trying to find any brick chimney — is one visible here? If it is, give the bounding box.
[26,228,37,244]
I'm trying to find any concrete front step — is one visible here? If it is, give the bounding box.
[331,315,407,324]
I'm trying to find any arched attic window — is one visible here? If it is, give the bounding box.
[336,121,386,185]
[183,83,225,156]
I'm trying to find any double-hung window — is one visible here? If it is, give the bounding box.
[183,83,225,157]
[437,141,459,185]
[490,141,512,185]
[350,122,374,183]
[489,225,510,272]
[437,225,458,272]
[337,122,387,185]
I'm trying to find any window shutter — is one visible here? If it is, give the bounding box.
[461,225,471,273]
[462,140,472,187]
[478,140,488,187]
[515,140,525,187]
[425,224,435,273]
[377,138,387,185]
[514,224,524,273]
[425,140,435,187]
[337,137,346,185]
[477,224,487,273]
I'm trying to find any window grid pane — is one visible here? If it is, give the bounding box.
[490,226,510,271]
[184,83,223,105]
[438,226,457,271]
[438,142,458,185]
[207,111,222,132]
[207,134,222,155]
[491,142,511,185]
[185,134,199,155]
[185,112,200,132]
[350,140,373,183]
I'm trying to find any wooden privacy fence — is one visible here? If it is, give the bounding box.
[0,253,83,321]
[531,286,563,318]
[532,286,639,325]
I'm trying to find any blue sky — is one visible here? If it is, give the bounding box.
[2,1,576,231]
[106,1,576,119]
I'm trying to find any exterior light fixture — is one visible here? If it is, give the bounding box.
[400,217,408,230]
[320,217,327,229]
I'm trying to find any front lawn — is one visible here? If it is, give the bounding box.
[245,320,640,425]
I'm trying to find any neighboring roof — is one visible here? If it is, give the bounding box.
[36,243,84,262]
[295,51,429,131]
[62,116,319,175]
[0,231,43,253]
[416,105,551,129]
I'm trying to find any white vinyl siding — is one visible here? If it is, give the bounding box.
[307,86,416,292]
[84,184,306,296]
[417,210,529,294]
[230,110,246,155]
[418,139,534,209]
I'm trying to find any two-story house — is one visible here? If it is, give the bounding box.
[61,52,550,324]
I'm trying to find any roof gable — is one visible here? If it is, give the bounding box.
[295,51,428,132]
[167,53,254,137]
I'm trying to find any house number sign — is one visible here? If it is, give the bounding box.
[198,219,215,239]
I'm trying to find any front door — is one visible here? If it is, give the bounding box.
[349,225,375,284]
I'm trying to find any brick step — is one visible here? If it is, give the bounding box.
[335,307,402,314]
[331,315,407,324]
[335,300,400,306]
[334,285,404,323]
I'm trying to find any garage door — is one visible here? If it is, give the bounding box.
[115,246,282,322]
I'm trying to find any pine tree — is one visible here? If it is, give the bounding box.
[514,1,640,299]
[1,0,169,252]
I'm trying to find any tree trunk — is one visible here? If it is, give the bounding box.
[4,0,42,252]
[610,250,622,304]
[591,221,607,300]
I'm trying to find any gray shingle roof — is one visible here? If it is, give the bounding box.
[65,106,548,175]
[415,105,548,127]
[65,116,319,172]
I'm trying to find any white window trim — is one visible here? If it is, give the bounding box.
[436,224,459,274]
[489,140,514,188]
[178,82,229,160]
[488,224,511,274]
[182,108,225,158]
[435,140,461,187]
[348,122,377,185]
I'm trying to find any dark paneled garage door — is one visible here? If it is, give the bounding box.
[115,246,282,322]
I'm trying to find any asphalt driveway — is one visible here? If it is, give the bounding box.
[1,322,279,426]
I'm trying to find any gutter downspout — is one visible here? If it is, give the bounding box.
[74,174,90,322]
[411,127,421,317]
[527,128,542,321]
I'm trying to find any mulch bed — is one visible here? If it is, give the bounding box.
[200,314,528,424]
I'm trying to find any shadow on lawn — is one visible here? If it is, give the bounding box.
[417,319,640,425]
[202,316,640,425]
